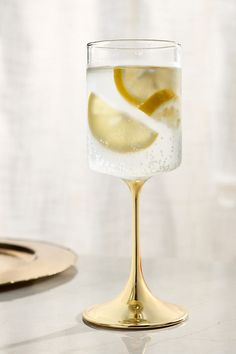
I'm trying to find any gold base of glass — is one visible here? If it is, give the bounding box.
[83,279,187,330]
[83,180,188,330]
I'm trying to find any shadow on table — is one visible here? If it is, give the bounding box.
[0,313,186,353]
[0,266,77,301]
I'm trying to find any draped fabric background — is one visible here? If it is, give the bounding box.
[0,0,236,259]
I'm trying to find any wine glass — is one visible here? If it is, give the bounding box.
[83,39,188,329]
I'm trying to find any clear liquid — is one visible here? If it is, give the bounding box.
[87,66,181,179]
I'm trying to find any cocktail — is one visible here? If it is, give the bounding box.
[83,39,188,329]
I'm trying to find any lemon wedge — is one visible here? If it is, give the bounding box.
[139,89,181,128]
[138,89,176,115]
[114,66,180,106]
[88,93,158,153]
[114,67,181,129]
[150,96,181,128]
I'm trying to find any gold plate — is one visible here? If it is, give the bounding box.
[0,239,77,286]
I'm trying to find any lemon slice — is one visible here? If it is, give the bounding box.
[138,89,176,115]
[139,89,181,128]
[152,97,181,128]
[114,67,181,128]
[114,66,180,106]
[88,93,158,153]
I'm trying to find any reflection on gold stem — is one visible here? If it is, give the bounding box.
[122,333,151,354]
[122,179,148,325]
[83,179,188,329]
[126,180,146,301]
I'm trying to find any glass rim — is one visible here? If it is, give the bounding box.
[87,39,181,50]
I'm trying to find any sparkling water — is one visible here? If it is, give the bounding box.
[87,66,181,180]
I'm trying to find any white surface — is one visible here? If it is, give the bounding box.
[0,255,235,353]
[0,1,236,259]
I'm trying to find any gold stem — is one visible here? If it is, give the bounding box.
[126,179,146,301]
